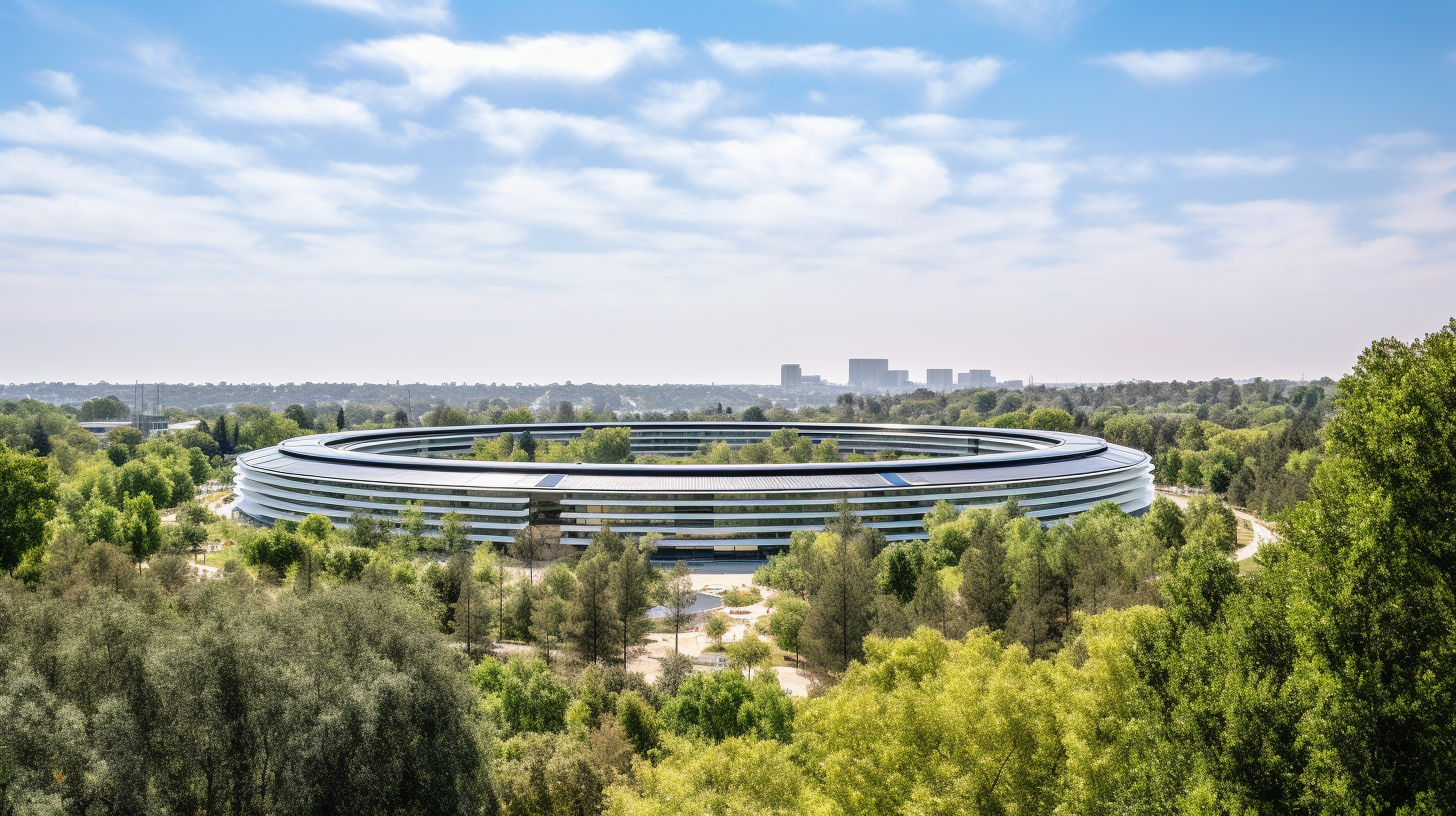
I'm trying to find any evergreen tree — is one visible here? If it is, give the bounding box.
[452,549,491,656]
[609,540,652,666]
[802,531,875,674]
[910,568,950,635]
[1004,549,1060,657]
[959,524,1012,631]
[589,520,625,558]
[510,578,536,641]
[336,406,347,432]
[567,552,616,663]
[211,415,230,455]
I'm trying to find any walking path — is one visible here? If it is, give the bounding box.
[1155,489,1278,562]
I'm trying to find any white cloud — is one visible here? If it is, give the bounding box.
[1092,47,1279,84]
[328,161,419,183]
[197,80,378,130]
[706,41,1005,107]
[2,44,1452,385]
[31,70,80,99]
[287,0,451,27]
[0,103,256,168]
[0,147,253,248]
[961,0,1081,32]
[458,98,625,154]
[338,30,679,102]
[1076,192,1140,216]
[1343,131,1433,169]
[1167,152,1294,176]
[131,42,380,131]
[636,80,722,127]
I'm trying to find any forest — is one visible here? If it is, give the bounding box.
[1,322,1451,815]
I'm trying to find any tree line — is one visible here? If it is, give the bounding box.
[3,323,1451,815]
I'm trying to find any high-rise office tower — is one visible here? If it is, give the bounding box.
[957,369,997,388]
[781,364,802,387]
[926,369,954,391]
[849,358,890,388]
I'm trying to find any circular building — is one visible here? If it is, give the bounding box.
[233,422,1153,558]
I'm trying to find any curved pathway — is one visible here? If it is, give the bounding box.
[1155,489,1278,562]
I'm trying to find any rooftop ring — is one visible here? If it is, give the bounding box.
[233,422,1154,558]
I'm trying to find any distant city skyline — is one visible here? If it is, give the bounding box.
[3,0,1453,384]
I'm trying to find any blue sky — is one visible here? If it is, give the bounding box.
[2,0,1453,386]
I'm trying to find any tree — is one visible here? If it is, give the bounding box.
[704,612,729,649]
[441,511,470,552]
[510,526,545,583]
[1028,407,1075,432]
[616,691,658,755]
[299,513,334,544]
[453,549,491,656]
[0,443,56,574]
[425,404,470,427]
[470,657,570,736]
[347,508,389,549]
[283,404,313,430]
[909,568,950,635]
[335,406,347,432]
[801,531,875,674]
[107,424,144,451]
[959,522,1012,631]
[79,395,129,421]
[398,501,426,552]
[1271,319,1456,810]
[740,406,766,422]
[510,578,536,640]
[518,430,537,461]
[1004,547,1060,658]
[609,540,653,666]
[665,560,695,653]
[556,401,576,423]
[393,408,409,427]
[768,596,808,662]
[727,631,773,678]
[121,492,162,567]
[212,414,231,455]
[568,553,616,663]
[658,671,794,742]
[242,526,305,576]
[878,543,920,604]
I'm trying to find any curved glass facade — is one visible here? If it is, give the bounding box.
[233,422,1154,557]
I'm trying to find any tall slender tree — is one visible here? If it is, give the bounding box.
[610,540,653,666]
[801,531,875,674]
[1004,549,1060,658]
[960,524,1012,631]
[567,552,616,663]
[336,406,347,432]
[910,568,950,635]
[665,560,695,653]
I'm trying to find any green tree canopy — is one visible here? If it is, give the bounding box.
[0,443,56,574]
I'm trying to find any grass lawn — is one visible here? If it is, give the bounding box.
[202,547,242,570]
